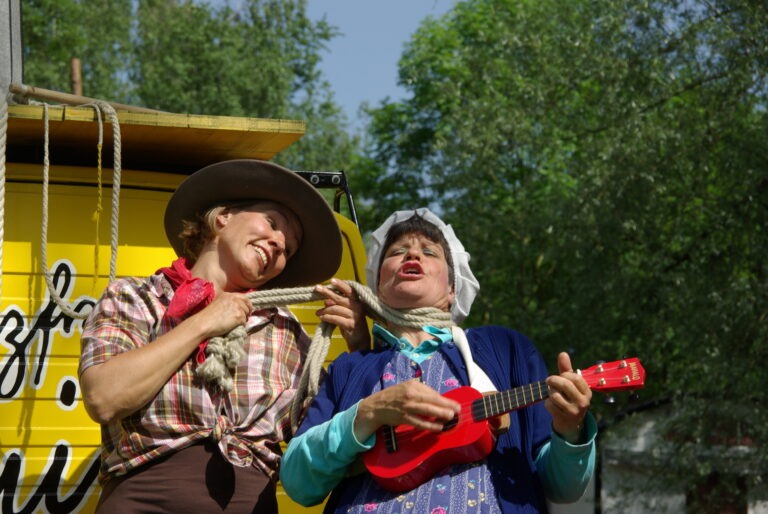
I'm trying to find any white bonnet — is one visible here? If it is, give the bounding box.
[365,208,480,323]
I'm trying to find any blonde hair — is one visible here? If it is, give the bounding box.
[178,201,269,262]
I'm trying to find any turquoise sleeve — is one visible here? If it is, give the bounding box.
[279,402,375,506]
[534,412,598,503]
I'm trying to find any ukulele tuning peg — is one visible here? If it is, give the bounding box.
[603,395,616,405]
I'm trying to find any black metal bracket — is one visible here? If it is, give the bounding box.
[296,170,359,227]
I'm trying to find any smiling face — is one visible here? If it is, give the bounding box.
[214,201,303,291]
[377,231,455,312]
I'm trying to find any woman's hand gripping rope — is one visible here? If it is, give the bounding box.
[193,280,453,434]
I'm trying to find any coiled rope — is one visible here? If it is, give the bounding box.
[40,101,122,319]
[194,280,453,432]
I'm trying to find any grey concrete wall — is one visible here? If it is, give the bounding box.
[1,0,23,95]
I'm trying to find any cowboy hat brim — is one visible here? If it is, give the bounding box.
[164,159,342,289]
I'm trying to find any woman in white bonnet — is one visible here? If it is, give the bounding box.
[281,208,598,513]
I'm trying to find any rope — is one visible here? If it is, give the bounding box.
[40,101,122,320]
[89,105,105,288]
[194,281,453,432]
[81,101,122,284]
[0,91,7,300]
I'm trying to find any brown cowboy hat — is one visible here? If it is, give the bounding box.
[164,159,342,288]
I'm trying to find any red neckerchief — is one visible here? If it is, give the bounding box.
[157,257,215,365]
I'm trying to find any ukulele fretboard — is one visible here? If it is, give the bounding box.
[471,380,550,421]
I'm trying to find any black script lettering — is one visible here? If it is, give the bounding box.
[0,261,95,399]
[0,444,100,514]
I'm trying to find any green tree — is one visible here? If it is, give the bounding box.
[355,0,768,508]
[19,0,358,171]
[20,0,134,100]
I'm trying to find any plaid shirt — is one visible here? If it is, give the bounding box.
[79,273,311,484]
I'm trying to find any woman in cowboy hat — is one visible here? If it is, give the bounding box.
[79,159,349,513]
[280,208,597,513]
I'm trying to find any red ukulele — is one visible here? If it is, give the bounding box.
[363,357,646,492]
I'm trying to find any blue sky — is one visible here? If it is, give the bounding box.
[306,1,454,129]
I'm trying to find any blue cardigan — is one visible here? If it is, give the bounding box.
[287,325,595,513]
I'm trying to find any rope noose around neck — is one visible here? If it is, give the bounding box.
[193,280,454,433]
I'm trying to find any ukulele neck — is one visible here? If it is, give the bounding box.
[472,381,550,421]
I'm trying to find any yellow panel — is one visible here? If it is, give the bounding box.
[7,104,305,173]
[7,162,188,189]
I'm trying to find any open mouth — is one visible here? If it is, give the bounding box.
[400,262,423,276]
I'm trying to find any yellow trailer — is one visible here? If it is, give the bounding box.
[0,100,365,513]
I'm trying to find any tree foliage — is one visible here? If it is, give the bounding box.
[19,0,358,171]
[21,0,134,100]
[355,0,768,506]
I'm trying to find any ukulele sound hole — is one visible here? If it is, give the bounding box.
[442,415,458,432]
[383,426,397,453]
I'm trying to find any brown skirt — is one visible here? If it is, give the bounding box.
[96,442,277,514]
